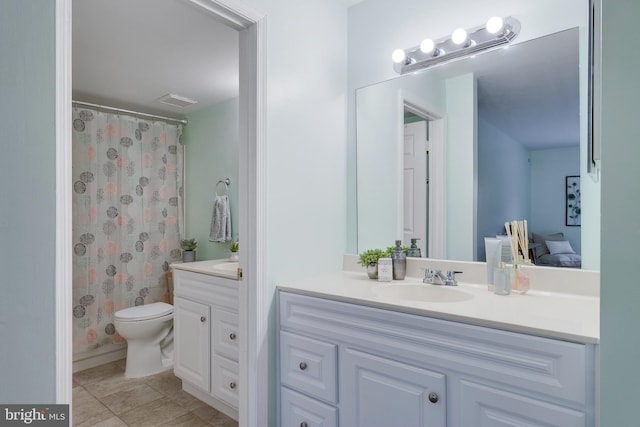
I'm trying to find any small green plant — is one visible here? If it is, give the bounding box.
[180,238,198,251]
[386,245,409,255]
[230,241,239,253]
[357,248,389,267]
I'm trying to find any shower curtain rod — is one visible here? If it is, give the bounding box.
[72,100,188,126]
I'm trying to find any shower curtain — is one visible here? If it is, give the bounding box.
[72,107,184,354]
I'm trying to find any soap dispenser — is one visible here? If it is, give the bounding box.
[407,238,421,258]
[391,240,407,280]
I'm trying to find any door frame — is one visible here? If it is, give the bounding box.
[400,91,446,259]
[54,1,268,425]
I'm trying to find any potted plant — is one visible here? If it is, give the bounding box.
[180,238,198,262]
[357,248,389,279]
[229,241,239,261]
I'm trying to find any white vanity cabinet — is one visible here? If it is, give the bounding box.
[173,268,239,419]
[278,291,596,427]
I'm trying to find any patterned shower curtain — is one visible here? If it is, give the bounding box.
[72,108,184,354]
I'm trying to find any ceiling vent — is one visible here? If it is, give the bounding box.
[156,93,198,109]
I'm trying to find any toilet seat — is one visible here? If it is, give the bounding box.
[115,302,173,322]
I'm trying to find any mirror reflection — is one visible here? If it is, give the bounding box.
[357,27,598,270]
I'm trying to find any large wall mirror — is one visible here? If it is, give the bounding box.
[356,1,599,270]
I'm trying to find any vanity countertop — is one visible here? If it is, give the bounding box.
[171,259,241,281]
[278,270,599,344]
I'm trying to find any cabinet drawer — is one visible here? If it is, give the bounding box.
[459,380,586,427]
[212,355,239,408]
[213,308,239,361]
[280,331,338,404]
[281,387,338,427]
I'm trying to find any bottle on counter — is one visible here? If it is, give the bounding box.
[407,238,422,258]
[391,240,406,280]
[493,262,510,295]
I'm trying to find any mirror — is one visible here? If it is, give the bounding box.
[357,22,599,270]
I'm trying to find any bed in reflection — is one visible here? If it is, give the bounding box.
[529,232,582,268]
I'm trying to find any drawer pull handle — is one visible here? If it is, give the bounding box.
[299,362,307,371]
[229,333,237,340]
[428,392,439,404]
[229,382,236,389]
[200,316,206,322]
[300,423,308,427]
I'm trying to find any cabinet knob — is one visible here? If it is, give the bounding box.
[300,423,308,427]
[200,316,206,322]
[229,382,236,389]
[299,362,307,371]
[229,332,237,340]
[428,392,439,404]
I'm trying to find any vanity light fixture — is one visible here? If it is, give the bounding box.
[392,16,521,74]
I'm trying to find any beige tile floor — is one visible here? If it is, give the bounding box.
[73,360,238,427]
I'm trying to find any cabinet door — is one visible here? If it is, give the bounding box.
[173,297,211,392]
[459,380,586,427]
[341,348,446,427]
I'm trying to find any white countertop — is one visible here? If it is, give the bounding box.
[278,270,600,344]
[171,259,241,281]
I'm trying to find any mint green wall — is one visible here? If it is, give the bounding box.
[183,98,239,261]
[0,0,56,402]
[600,1,640,424]
[445,74,476,261]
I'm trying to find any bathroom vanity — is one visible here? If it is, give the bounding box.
[277,264,599,427]
[172,260,241,420]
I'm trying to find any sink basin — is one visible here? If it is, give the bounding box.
[211,261,239,273]
[373,284,473,303]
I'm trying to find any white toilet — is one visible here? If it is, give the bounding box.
[114,302,174,378]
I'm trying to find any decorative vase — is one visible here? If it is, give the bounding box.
[230,251,239,261]
[366,262,378,279]
[182,250,196,263]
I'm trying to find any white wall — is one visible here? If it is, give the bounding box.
[530,146,581,254]
[477,117,530,260]
[445,74,477,261]
[0,0,57,402]
[241,0,349,424]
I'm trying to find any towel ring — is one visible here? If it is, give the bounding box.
[215,178,231,196]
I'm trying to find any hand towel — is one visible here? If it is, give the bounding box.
[209,194,232,242]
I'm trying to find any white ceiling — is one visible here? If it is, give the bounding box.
[72,0,239,118]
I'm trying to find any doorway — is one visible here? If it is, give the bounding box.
[55,0,267,425]
[402,99,445,259]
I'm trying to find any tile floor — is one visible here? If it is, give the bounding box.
[73,360,238,427]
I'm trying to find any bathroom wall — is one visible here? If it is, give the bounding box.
[600,1,640,424]
[0,0,57,403]
[530,146,581,253]
[476,117,530,260]
[183,97,239,261]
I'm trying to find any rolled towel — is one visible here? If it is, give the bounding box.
[209,194,232,242]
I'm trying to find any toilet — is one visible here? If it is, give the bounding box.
[114,302,174,378]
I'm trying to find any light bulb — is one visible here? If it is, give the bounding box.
[420,38,435,54]
[486,16,504,34]
[451,28,468,45]
[392,49,406,64]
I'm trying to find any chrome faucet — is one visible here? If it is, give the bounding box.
[423,269,446,285]
[423,269,463,286]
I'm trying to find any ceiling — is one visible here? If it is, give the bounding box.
[72,0,239,118]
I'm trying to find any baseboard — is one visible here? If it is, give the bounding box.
[182,382,239,421]
[73,345,127,373]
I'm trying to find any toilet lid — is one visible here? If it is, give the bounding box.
[114,302,173,321]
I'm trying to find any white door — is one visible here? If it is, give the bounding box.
[403,120,428,256]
